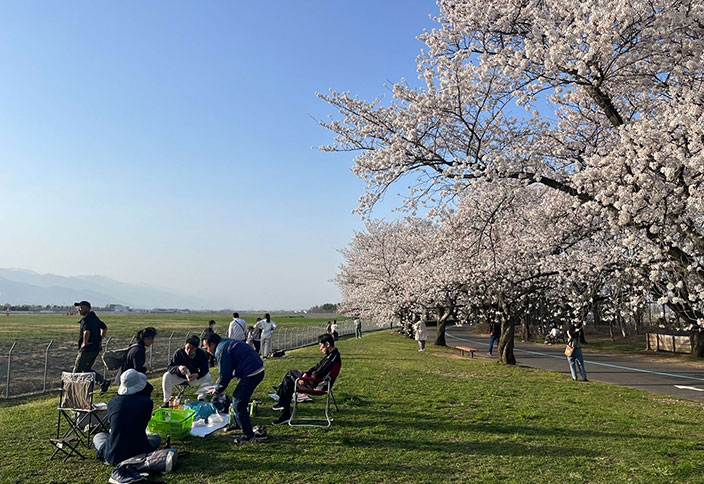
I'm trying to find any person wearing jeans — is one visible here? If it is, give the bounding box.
[566,322,588,381]
[354,317,363,339]
[488,320,501,355]
[203,332,265,445]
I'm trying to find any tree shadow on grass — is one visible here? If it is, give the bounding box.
[331,408,679,443]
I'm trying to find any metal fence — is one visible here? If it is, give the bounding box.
[0,319,392,400]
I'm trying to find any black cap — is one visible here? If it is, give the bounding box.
[74,301,91,309]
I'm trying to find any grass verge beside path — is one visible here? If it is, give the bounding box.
[1,332,703,483]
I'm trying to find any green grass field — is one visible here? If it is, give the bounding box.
[1,331,702,484]
[0,313,347,342]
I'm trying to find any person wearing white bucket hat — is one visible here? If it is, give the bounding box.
[93,369,161,465]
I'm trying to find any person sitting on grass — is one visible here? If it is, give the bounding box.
[93,369,161,466]
[202,331,266,445]
[114,327,158,384]
[271,333,342,425]
[161,334,212,407]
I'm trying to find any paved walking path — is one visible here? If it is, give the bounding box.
[445,326,704,403]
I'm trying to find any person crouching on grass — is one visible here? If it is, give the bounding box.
[161,334,212,407]
[202,331,266,445]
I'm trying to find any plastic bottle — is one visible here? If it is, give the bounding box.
[249,400,257,417]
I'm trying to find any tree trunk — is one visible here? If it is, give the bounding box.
[592,299,602,328]
[498,313,516,365]
[521,312,530,342]
[691,329,704,358]
[618,314,627,338]
[434,306,449,346]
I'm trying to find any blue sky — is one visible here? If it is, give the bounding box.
[0,1,441,309]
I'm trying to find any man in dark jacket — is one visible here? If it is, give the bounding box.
[272,333,342,425]
[203,332,265,445]
[161,334,211,407]
[72,300,109,394]
[93,369,161,465]
[488,319,501,356]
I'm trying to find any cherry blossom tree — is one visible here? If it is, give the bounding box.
[323,0,704,357]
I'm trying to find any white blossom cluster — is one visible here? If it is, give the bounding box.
[323,0,704,331]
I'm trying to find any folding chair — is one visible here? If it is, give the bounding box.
[50,372,109,462]
[289,363,341,428]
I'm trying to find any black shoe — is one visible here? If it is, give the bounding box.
[273,415,291,426]
[161,401,170,408]
[100,381,110,395]
[583,378,589,382]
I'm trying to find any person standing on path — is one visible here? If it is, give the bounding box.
[488,319,501,355]
[354,317,362,339]
[413,317,427,352]
[566,321,588,382]
[72,300,110,394]
[255,313,277,359]
[228,312,248,341]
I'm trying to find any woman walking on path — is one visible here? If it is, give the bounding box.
[115,327,158,384]
[331,320,339,341]
[566,322,588,382]
[413,317,427,352]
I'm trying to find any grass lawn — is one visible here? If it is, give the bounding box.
[1,332,703,483]
[0,313,347,342]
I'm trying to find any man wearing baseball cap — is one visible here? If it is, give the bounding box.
[72,300,110,394]
[93,369,161,465]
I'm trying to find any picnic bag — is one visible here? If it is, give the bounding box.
[564,345,574,357]
[110,449,178,484]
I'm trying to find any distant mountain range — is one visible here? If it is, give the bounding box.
[0,268,211,309]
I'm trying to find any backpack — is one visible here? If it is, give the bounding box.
[211,393,231,413]
[102,344,138,370]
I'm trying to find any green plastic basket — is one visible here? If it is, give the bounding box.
[148,408,196,439]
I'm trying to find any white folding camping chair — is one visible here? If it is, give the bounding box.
[49,372,109,462]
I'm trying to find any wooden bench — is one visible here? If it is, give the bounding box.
[456,346,476,358]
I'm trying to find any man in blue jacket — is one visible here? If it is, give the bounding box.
[202,331,265,445]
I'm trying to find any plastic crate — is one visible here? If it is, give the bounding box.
[148,408,196,439]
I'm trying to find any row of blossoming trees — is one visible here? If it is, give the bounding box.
[321,0,704,362]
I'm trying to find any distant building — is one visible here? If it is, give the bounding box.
[107,304,130,313]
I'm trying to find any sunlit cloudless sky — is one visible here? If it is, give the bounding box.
[0,1,441,309]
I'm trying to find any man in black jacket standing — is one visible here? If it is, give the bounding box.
[161,334,212,407]
[272,334,342,425]
[72,300,110,394]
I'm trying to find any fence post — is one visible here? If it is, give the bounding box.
[6,341,17,398]
[103,336,112,380]
[43,340,54,393]
[167,332,175,366]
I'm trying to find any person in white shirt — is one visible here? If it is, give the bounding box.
[354,317,362,339]
[331,320,339,341]
[228,312,248,341]
[255,313,277,359]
